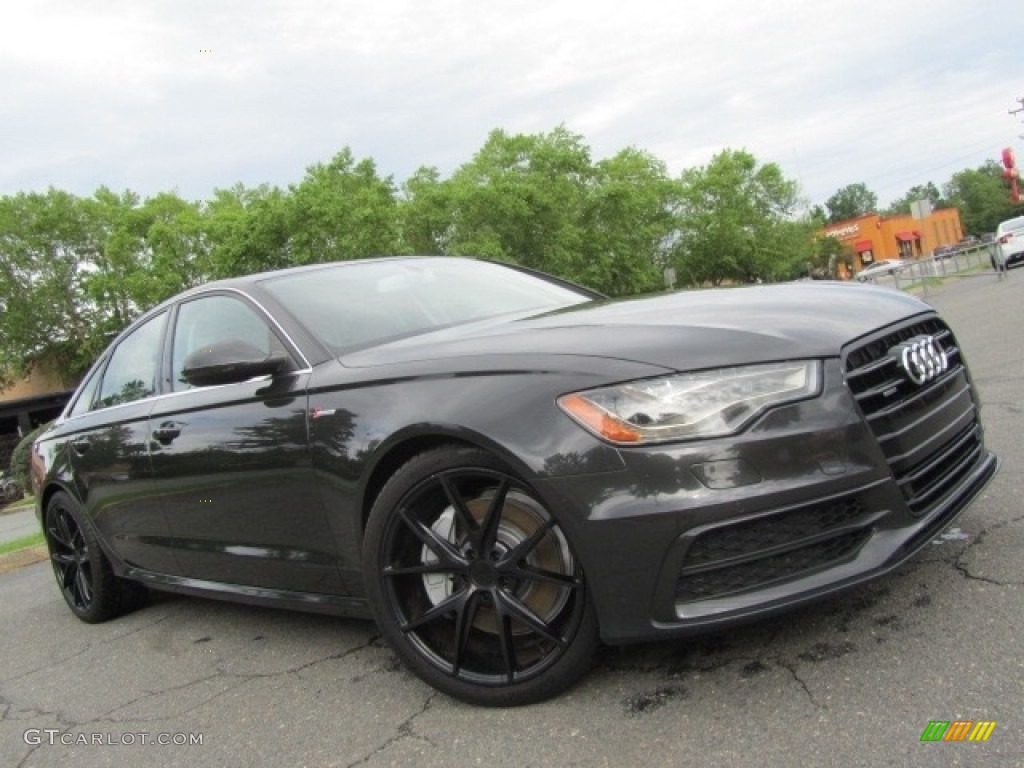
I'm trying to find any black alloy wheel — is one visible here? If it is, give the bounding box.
[44,491,146,623]
[364,446,598,706]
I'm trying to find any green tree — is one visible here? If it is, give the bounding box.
[288,148,400,264]
[0,189,97,386]
[438,127,678,294]
[672,149,805,285]
[78,187,148,337]
[443,126,591,276]
[578,147,677,294]
[399,166,454,255]
[139,191,207,302]
[2,187,211,387]
[80,189,206,337]
[203,184,293,278]
[944,161,1021,235]
[809,232,853,278]
[825,182,878,223]
[884,182,947,216]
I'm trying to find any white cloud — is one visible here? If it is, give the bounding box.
[1,0,1021,208]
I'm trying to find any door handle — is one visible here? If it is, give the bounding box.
[152,423,182,443]
[70,438,91,455]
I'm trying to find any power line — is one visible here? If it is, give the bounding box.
[1011,96,1024,140]
[1009,96,1024,121]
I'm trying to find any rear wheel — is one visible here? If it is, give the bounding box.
[44,491,147,623]
[363,446,597,706]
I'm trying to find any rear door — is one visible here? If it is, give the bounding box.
[63,311,182,575]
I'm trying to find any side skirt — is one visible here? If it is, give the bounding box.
[123,567,373,620]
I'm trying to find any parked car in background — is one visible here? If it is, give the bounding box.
[31,256,998,705]
[1,470,23,504]
[995,216,1024,268]
[855,258,907,281]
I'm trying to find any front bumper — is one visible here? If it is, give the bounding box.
[654,450,997,631]
[535,322,999,644]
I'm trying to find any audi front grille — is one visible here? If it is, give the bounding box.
[843,317,985,517]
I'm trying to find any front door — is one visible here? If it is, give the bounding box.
[148,293,342,595]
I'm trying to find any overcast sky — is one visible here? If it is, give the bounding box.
[3,0,1022,210]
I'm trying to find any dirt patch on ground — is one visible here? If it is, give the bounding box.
[0,544,48,575]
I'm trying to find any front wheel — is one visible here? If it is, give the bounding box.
[363,446,598,706]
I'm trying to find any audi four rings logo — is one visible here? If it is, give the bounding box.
[892,335,948,385]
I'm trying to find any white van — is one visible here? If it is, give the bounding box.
[995,215,1024,268]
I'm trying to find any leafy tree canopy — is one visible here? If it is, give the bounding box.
[672,149,808,285]
[0,189,100,386]
[825,182,878,223]
[883,182,947,217]
[943,160,1021,235]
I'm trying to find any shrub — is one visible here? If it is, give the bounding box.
[9,422,51,493]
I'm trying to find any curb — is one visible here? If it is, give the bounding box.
[0,545,48,575]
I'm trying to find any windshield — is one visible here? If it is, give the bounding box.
[260,258,594,353]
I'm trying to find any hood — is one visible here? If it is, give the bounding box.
[341,282,933,372]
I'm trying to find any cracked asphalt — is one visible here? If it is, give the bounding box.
[2,273,1022,768]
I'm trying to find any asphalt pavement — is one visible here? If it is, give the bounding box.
[1,270,1022,768]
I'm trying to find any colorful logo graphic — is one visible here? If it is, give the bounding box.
[920,720,997,742]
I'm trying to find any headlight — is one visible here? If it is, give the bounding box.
[557,361,821,444]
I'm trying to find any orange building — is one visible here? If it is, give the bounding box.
[823,208,963,274]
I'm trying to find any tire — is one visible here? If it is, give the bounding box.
[363,446,598,706]
[44,491,147,623]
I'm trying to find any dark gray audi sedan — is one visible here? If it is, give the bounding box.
[32,257,998,705]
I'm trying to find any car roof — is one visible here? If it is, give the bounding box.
[94,256,602,364]
[177,255,430,296]
[92,256,439,362]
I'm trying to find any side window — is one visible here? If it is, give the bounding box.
[95,312,167,410]
[171,295,289,391]
[67,362,104,417]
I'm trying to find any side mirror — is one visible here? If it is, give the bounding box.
[181,339,289,387]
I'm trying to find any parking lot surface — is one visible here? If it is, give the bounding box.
[2,272,1022,767]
